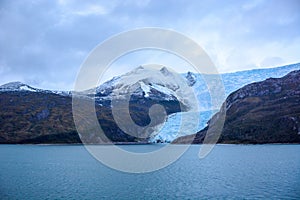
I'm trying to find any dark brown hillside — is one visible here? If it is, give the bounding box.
[0,92,79,143]
[0,90,183,144]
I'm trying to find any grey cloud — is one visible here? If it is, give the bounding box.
[0,0,299,90]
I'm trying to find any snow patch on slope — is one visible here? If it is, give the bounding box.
[19,85,37,92]
[150,83,176,97]
[139,81,150,97]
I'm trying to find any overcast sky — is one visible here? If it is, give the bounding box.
[0,0,299,90]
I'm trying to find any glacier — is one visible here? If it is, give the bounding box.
[153,63,300,142]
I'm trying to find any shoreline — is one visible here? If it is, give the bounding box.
[1,142,300,146]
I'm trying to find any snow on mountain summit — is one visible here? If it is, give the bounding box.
[99,65,198,111]
[0,82,38,92]
[0,81,71,96]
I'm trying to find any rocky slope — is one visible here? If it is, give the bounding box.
[173,70,300,144]
[0,90,184,144]
[0,90,79,143]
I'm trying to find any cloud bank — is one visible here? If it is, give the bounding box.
[0,0,299,90]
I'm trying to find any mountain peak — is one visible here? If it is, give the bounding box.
[0,81,35,92]
[160,66,172,76]
[1,81,24,87]
[136,65,144,70]
[132,65,145,73]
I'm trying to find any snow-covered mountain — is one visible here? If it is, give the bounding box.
[93,66,197,111]
[1,62,299,143]
[88,65,199,140]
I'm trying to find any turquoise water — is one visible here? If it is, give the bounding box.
[0,144,299,199]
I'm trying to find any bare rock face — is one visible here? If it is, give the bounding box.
[185,72,197,87]
[173,70,300,144]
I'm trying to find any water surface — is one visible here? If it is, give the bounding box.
[0,144,299,199]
